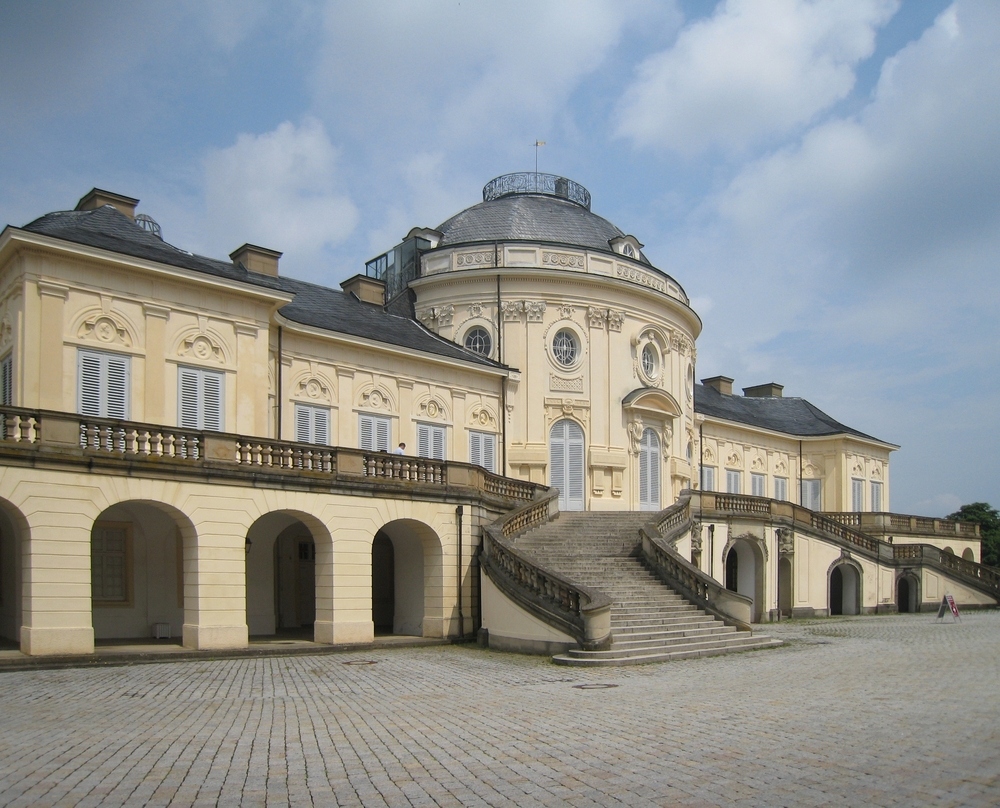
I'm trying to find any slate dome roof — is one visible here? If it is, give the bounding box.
[435,173,650,265]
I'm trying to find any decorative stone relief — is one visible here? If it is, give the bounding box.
[751,455,766,472]
[361,388,393,411]
[542,251,585,269]
[777,528,795,555]
[0,317,12,350]
[468,302,485,318]
[524,301,546,322]
[628,417,644,455]
[78,312,133,347]
[179,333,224,363]
[456,251,495,267]
[871,464,883,481]
[417,397,448,420]
[501,301,524,322]
[586,307,607,329]
[416,305,454,328]
[557,304,574,320]
[549,374,583,393]
[775,459,788,475]
[615,264,667,293]
[606,310,624,332]
[469,406,498,430]
[691,523,703,553]
[852,460,865,476]
[296,376,332,403]
[726,451,742,468]
[702,446,716,463]
[662,422,673,453]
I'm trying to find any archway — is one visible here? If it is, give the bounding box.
[90,501,193,641]
[371,519,442,637]
[829,562,861,616]
[943,546,955,556]
[962,548,975,562]
[897,574,919,613]
[245,511,330,639]
[723,537,765,622]
[0,499,28,646]
[550,419,585,511]
[778,557,793,618]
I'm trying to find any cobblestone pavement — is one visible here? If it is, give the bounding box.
[1,612,998,807]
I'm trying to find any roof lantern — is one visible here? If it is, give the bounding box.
[482,172,591,210]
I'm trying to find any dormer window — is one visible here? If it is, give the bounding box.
[610,235,644,260]
[622,243,636,259]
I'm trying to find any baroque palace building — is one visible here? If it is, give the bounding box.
[0,174,993,662]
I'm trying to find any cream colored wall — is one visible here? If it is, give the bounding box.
[0,464,496,655]
[699,420,893,512]
[410,243,701,510]
[481,573,577,652]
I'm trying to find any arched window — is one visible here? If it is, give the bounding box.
[464,327,492,356]
[639,428,660,511]
[550,419,585,511]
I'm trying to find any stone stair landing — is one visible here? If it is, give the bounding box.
[513,512,781,666]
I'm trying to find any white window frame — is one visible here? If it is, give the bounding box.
[469,430,496,473]
[701,466,716,492]
[870,480,883,512]
[417,422,446,460]
[79,348,130,419]
[774,476,788,502]
[550,419,585,511]
[726,469,742,495]
[359,413,391,452]
[801,479,822,511]
[751,472,766,498]
[178,365,224,431]
[294,403,330,445]
[0,352,11,406]
[851,478,864,512]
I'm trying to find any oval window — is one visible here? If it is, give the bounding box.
[552,329,578,366]
[464,327,492,356]
[641,344,657,379]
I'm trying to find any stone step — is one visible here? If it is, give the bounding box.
[552,636,783,667]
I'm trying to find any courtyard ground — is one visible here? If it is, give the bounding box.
[0,612,997,806]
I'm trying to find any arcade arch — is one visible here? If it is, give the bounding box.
[829,559,862,616]
[0,499,27,645]
[723,535,766,622]
[371,519,443,637]
[897,573,919,613]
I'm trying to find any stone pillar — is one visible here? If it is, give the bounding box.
[181,519,249,650]
[21,501,95,655]
[37,281,68,411]
[234,323,263,436]
[336,367,355,447]
[318,525,375,645]
[143,303,170,424]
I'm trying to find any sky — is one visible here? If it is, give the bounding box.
[1,0,997,516]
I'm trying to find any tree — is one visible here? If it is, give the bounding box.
[947,503,1000,567]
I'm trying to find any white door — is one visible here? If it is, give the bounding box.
[550,419,585,511]
[639,428,660,511]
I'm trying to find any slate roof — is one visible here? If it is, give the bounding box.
[18,205,506,370]
[436,193,654,267]
[694,384,893,445]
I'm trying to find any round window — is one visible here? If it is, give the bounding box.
[641,344,657,379]
[464,327,492,356]
[552,329,578,366]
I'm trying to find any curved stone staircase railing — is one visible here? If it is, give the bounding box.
[481,491,613,650]
[638,494,754,631]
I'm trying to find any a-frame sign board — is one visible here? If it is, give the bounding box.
[936,593,961,622]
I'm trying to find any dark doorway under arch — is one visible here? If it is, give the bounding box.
[830,564,860,616]
[725,548,739,592]
[372,532,395,635]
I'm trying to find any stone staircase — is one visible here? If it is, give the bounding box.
[512,512,781,666]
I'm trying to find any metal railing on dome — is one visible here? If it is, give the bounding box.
[483,173,591,210]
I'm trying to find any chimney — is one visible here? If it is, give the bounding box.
[702,376,734,395]
[76,188,139,220]
[340,274,386,306]
[743,382,784,398]
[230,244,282,277]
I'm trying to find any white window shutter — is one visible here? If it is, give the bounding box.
[567,422,585,510]
[483,434,495,473]
[201,371,223,431]
[105,354,129,419]
[469,431,482,467]
[296,405,312,442]
[359,414,374,450]
[0,354,12,406]
[79,351,103,416]
[178,367,200,429]
[432,426,445,460]
[314,408,329,445]
[417,424,431,458]
[375,416,390,452]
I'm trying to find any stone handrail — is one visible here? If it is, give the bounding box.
[0,406,541,506]
[894,543,1000,596]
[481,491,612,650]
[822,511,980,539]
[644,496,754,630]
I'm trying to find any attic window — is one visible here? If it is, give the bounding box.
[622,243,636,258]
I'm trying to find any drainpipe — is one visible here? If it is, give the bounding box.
[456,505,464,638]
[276,326,283,440]
[496,266,506,474]
[798,440,803,506]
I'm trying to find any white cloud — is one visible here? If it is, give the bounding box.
[201,119,358,271]
[616,0,899,155]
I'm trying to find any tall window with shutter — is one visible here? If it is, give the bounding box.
[416,423,446,460]
[851,478,864,512]
[78,349,130,418]
[550,419,585,511]
[294,403,330,444]
[801,479,822,511]
[178,366,224,431]
[469,430,496,473]
[0,353,11,406]
[638,428,660,511]
[359,413,391,452]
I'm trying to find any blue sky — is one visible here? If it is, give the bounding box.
[2,0,996,516]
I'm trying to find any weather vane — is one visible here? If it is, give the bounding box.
[534,140,545,174]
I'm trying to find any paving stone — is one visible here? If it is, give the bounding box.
[0,613,998,805]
